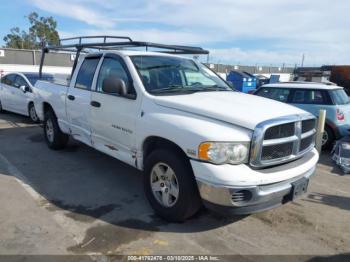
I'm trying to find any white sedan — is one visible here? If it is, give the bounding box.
[0,72,54,122]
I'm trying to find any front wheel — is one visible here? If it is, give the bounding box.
[144,149,202,222]
[28,103,39,123]
[44,110,69,150]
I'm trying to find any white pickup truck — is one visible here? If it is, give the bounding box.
[34,37,319,221]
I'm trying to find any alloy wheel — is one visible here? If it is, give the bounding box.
[150,162,179,208]
[45,118,54,143]
[30,105,38,122]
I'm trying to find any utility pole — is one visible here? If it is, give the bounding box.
[301,53,305,67]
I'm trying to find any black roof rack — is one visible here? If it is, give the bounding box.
[39,35,209,77]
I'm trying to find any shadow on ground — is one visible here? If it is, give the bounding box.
[305,192,350,211]
[0,113,245,241]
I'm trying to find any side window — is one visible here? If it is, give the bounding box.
[96,57,135,96]
[291,89,326,104]
[1,76,7,84]
[14,76,29,88]
[75,57,100,90]
[257,87,290,102]
[2,74,16,86]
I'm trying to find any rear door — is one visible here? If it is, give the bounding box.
[0,75,11,110]
[0,74,17,111]
[66,55,101,146]
[90,53,140,166]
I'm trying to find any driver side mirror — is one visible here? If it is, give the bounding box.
[102,77,129,96]
[20,85,31,93]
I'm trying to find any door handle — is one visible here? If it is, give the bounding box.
[68,95,75,101]
[90,101,101,108]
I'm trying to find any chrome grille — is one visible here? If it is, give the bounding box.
[250,114,316,168]
[261,142,294,161]
[302,119,316,133]
[264,123,295,139]
[300,134,315,152]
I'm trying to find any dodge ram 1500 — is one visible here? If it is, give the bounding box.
[34,37,319,221]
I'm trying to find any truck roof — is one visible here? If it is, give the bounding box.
[105,50,193,58]
[262,82,343,90]
[39,35,209,78]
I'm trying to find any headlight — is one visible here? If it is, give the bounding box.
[198,142,249,165]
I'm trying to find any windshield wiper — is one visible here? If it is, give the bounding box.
[149,85,232,95]
[199,85,232,91]
[150,85,203,94]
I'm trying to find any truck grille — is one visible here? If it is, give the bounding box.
[250,114,316,168]
[261,142,294,161]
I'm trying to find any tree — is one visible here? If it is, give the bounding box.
[3,12,60,49]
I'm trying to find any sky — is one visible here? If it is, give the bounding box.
[0,0,349,66]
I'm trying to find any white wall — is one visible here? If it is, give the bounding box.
[0,64,71,78]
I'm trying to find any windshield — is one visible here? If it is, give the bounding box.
[329,89,350,105]
[131,55,232,95]
[24,74,54,85]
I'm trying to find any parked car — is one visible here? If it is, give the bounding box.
[0,72,54,122]
[331,137,350,174]
[34,36,319,222]
[254,82,350,148]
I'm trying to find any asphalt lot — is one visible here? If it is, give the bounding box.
[0,112,349,258]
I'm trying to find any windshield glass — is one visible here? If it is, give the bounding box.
[24,74,54,85]
[131,55,231,95]
[329,89,350,105]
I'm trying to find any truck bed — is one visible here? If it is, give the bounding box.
[34,80,68,124]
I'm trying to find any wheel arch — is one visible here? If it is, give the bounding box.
[142,136,189,164]
[325,120,338,139]
[43,102,56,118]
[27,101,34,111]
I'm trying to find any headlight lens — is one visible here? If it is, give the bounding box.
[198,142,249,165]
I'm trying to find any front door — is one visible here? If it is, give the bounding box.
[12,75,31,115]
[90,54,140,166]
[66,56,101,146]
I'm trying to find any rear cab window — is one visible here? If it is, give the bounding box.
[256,87,290,102]
[75,57,100,90]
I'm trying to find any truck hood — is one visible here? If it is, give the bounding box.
[153,91,306,130]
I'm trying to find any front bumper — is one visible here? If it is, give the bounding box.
[192,149,318,215]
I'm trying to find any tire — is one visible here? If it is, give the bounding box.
[28,103,39,123]
[322,125,335,150]
[43,110,69,150]
[0,99,3,113]
[144,149,202,222]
